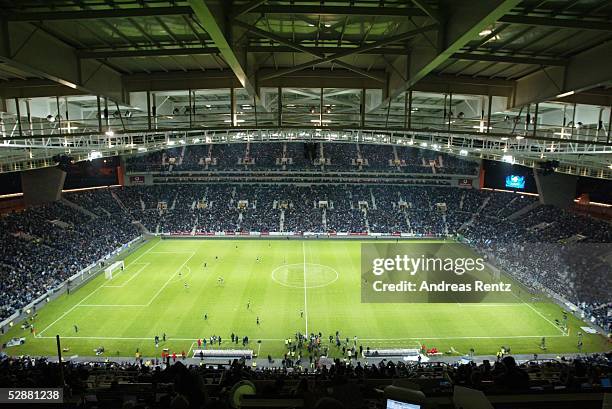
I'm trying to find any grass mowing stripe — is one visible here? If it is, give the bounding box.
[303,241,308,336]
[37,284,104,336]
[104,263,150,288]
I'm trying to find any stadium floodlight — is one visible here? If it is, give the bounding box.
[502,155,514,163]
[459,149,468,156]
[556,90,575,98]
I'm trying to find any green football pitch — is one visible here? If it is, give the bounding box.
[1,238,607,359]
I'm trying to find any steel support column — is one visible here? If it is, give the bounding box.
[380,0,521,109]
[188,0,260,105]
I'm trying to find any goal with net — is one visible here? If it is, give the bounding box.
[104,261,124,279]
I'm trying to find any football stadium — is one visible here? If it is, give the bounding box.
[0,1,610,408]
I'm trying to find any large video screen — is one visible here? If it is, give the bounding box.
[505,174,525,189]
[482,160,537,193]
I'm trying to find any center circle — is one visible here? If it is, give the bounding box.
[271,263,339,289]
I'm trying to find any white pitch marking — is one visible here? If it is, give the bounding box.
[36,334,570,342]
[145,252,196,306]
[302,241,308,336]
[37,238,162,336]
[36,285,104,336]
[103,263,150,288]
[169,265,192,284]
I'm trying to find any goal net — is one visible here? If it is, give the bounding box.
[104,261,124,279]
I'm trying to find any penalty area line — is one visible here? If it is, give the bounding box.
[187,342,196,357]
[145,252,196,307]
[36,239,162,336]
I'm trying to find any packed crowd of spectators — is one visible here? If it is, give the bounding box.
[323,143,357,168]
[235,186,280,232]
[282,187,324,233]
[464,207,611,330]
[0,351,610,408]
[125,142,479,175]
[246,142,283,169]
[359,143,394,170]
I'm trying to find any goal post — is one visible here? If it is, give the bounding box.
[104,260,124,279]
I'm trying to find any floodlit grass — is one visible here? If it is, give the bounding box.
[1,238,607,359]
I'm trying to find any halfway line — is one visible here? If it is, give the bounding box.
[302,241,308,336]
